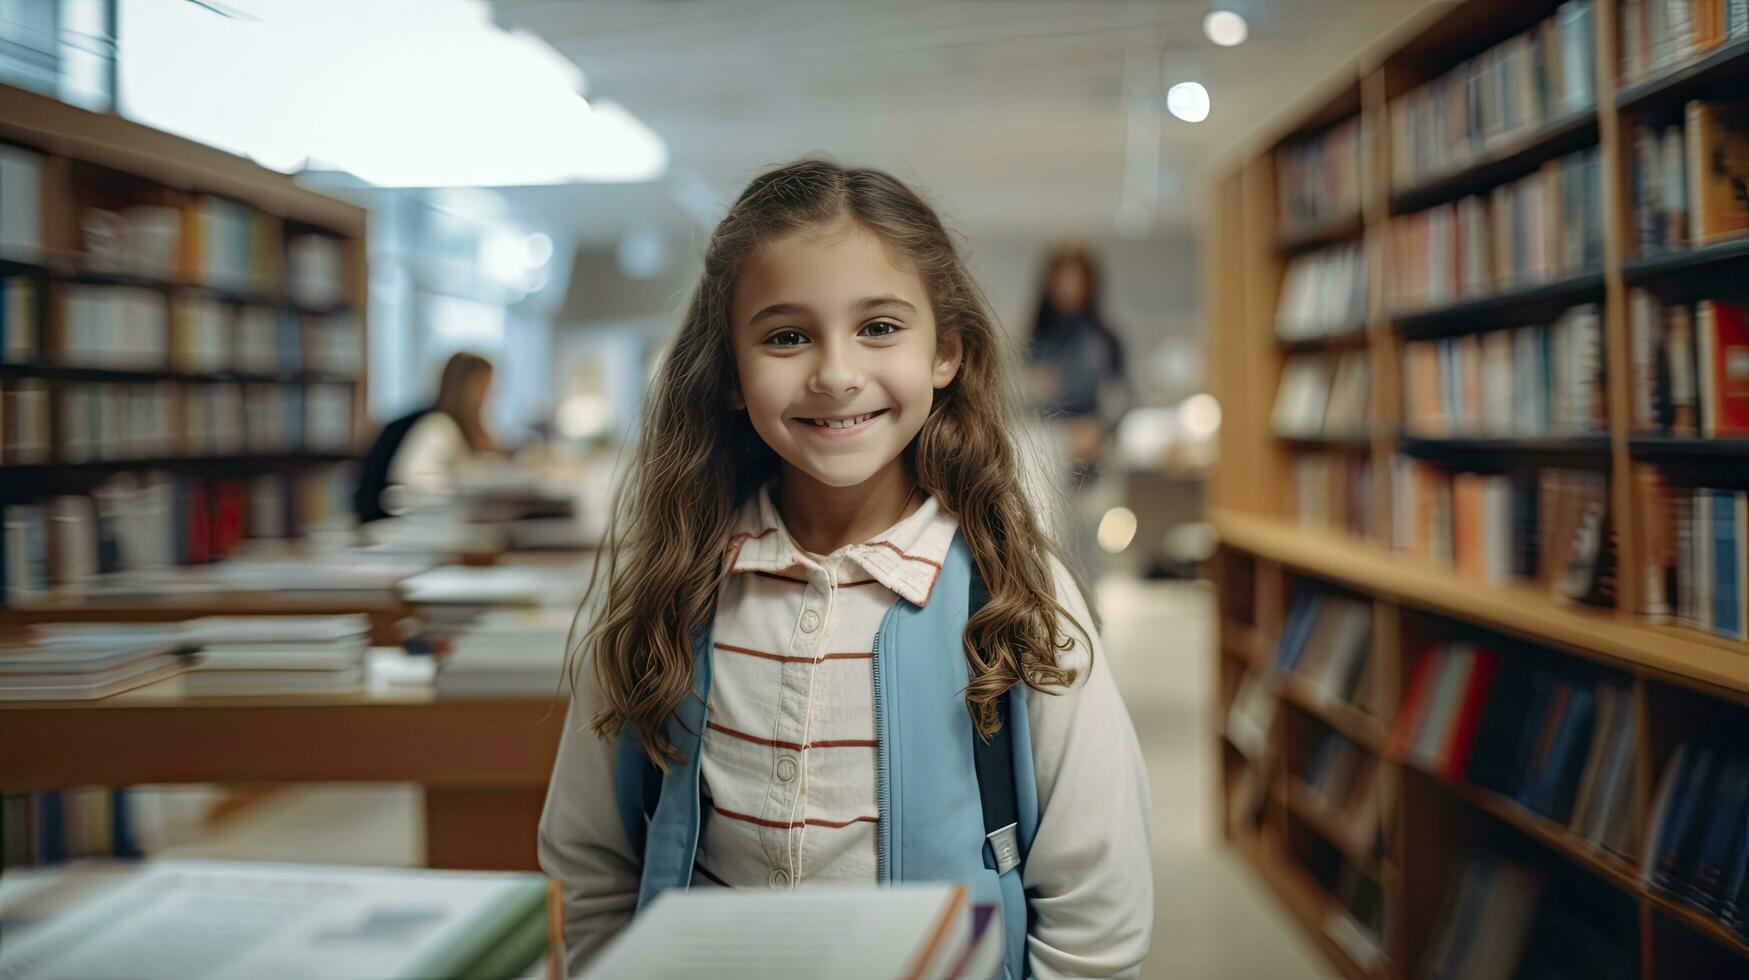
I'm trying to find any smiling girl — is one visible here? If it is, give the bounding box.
[540,160,1152,978]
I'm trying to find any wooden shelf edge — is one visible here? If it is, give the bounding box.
[1210,510,1749,698]
[1646,888,1749,959]
[1616,38,1749,113]
[1276,675,1390,754]
[1622,237,1749,285]
[1275,211,1366,255]
[1390,274,1607,338]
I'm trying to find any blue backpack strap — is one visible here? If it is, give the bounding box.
[613,730,653,857]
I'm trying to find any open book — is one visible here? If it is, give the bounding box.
[583,883,1003,979]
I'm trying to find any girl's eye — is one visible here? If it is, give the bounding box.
[766,329,808,348]
[862,320,901,339]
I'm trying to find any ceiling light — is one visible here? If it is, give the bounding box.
[1167,82,1211,123]
[117,0,666,186]
[1204,10,1249,47]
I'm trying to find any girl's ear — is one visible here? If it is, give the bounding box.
[932,329,964,390]
[729,386,746,410]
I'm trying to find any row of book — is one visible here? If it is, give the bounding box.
[1272,351,1370,439]
[1276,117,1367,235]
[1634,471,1749,639]
[1,466,353,602]
[1401,305,1604,438]
[3,381,355,461]
[1631,102,1749,253]
[1386,147,1605,313]
[1645,738,1749,936]
[2,279,361,377]
[1620,0,1749,86]
[2,788,142,866]
[1293,453,1373,540]
[1391,461,1614,605]
[1297,727,1388,866]
[1274,243,1367,342]
[1275,593,1377,712]
[1388,1,1597,189]
[0,144,41,260]
[1422,849,1635,980]
[1629,292,1749,436]
[1395,646,1639,855]
[1310,858,1386,972]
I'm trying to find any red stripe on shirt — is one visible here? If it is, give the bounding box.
[712,642,872,665]
[711,804,879,830]
[706,721,877,751]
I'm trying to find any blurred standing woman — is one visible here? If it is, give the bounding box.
[354,351,500,521]
[1024,245,1132,577]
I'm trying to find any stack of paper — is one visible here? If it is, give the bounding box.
[437,607,573,697]
[176,615,370,696]
[584,883,1002,980]
[0,860,551,979]
[0,640,189,701]
[399,566,580,609]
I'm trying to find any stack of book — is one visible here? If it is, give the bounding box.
[1633,100,1749,254]
[233,304,302,375]
[1294,454,1374,539]
[0,636,190,701]
[2,376,50,463]
[0,860,552,979]
[1391,643,1501,780]
[57,382,177,461]
[1391,461,1613,603]
[1466,666,1636,834]
[180,196,279,295]
[1275,243,1367,342]
[1401,305,1604,437]
[1276,117,1365,234]
[288,233,347,309]
[2,272,38,360]
[1644,740,1749,937]
[1298,727,1388,863]
[436,607,573,697]
[0,144,43,259]
[585,882,1002,979]
[1226,668,1278,763]
[1387,147,1604,312]
[1,465,356,605]
[1274,592,1376,710]
[80,203,181,278]
[1,788,143,866]
[1620,2,1749,86]
[1629,291,1749,436]
[1633,470,1748,639]
[1389,1,1598,189]
[59,286,168,369]
[1271,351,1370,439]
[176,614,370,695]
[1422,850,1637,980]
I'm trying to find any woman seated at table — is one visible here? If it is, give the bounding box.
[354,351,500,522]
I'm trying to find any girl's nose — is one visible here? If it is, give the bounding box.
[808,338,864,397]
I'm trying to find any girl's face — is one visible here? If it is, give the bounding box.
[729,217,962,490]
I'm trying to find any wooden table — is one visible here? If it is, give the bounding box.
[0,675,568,872]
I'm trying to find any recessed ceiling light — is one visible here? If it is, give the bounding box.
[1167,82,1211,123]
[1204,10,1249,47]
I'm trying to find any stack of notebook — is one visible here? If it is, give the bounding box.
[0,638,190,701]
[175,614,370,696]
[436,607,573,697]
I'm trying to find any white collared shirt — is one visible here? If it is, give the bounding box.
[538,484,1154,977]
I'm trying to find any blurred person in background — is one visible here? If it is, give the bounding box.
[1024,244,1133,579]
[353,351,501,521]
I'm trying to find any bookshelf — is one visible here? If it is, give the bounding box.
[0,84,367,600]
[1205,1,1749,976]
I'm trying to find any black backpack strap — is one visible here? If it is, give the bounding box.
[968,564,1022,875]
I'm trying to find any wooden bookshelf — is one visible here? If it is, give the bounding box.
[1206,2,1749,975]
[0,83,368,588]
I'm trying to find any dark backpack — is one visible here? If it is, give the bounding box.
[352,407,434,523]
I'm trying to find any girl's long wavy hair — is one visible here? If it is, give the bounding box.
[573,159,1093,768]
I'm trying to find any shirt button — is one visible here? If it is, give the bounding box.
[769,868,790,888]
[776,756,799,782]
[800,609,821,633]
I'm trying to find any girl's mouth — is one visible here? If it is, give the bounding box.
[795,409,889,435]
